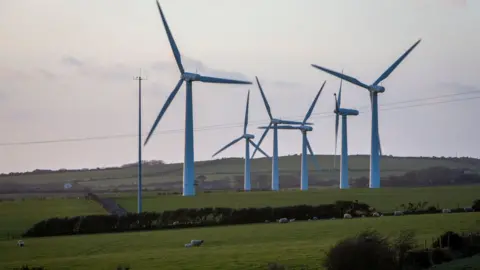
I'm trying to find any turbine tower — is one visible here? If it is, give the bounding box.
[311,39,421,188]
[333,78,359,189]
[261,81,326,191]
[212,90,270,191]
[144,1,252,196]
[252,76,313,191]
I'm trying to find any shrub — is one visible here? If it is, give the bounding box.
[473,199,480,211]
[322,229,397,270]
[432,231,464,251]
[430,248,453,265]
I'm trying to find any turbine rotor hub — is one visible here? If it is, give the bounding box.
[369,85,385,93]
[182,72,200,81]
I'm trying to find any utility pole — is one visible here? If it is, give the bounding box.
[134,71,147,213]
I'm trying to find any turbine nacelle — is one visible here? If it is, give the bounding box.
[271,118,313,125]
[369,85,385,93]
[335,108,359,116]
[182,72,201,81]
[243,134,255,139]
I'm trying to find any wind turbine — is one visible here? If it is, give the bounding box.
[311,39,421,188]
[252,76,313,191]
[260,81,326,191]
[144,1,252,196]
[333,78,359,189]
[212,90,270,191]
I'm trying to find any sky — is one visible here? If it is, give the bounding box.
[0,0,479,173]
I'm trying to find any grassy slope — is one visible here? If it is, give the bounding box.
[0,199,106,239]
[1,156,479,188]
[431,255,480,269]
[114,185,480,212]
[0,213,478,270]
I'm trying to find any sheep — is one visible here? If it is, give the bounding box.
[343,213,352,219]
[278,218,289,223]
[190,240,204,247]
[17,240,24,247]
[184,243,192,248]
[442,208,451,213]
[172,221,180,226]
[289,219,296,223]
[463,207,474,212]
[312,216,318,220]
[372,212,380,217]
[394,211,404,216]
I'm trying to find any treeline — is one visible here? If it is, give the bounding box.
[23,200,371,238]
[24,199,480,238]
[350,166,480,188]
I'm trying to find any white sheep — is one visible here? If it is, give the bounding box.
[289,219,296,223]
[312,216,318,220]
[172,221,180,226]
[278,218,289,223]
[343,213,352,219]
[442,208,451,213]
[190,240,204,247]
[372,212,380,217]
[394,211,404,216]
[17,240,24,247]
[184,243,192,248]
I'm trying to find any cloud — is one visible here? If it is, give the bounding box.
[438,82,480,94]
[37,68,56,80]
[151,55,251,82]
[61,56,84,67]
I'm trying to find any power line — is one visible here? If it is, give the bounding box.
[1,91,480,147]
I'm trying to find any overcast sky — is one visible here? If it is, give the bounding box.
[0,0,479,173]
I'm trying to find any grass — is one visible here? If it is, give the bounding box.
[0,213,478,270]
[0,198,106,240]
[114,185,480,212]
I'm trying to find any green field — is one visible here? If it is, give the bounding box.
[0,213,478,269]
[1,155,479,190]
[114,185,480,212]
[0,198,106,240]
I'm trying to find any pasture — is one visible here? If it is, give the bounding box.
[113,185,480,212]
[0,198,106,240]
[1,155,479,191]
[0,213,478,269]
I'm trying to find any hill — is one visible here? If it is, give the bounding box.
[1,155,479,194]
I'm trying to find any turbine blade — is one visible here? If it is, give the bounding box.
[212,136,243,158]
[274,125,300,130]
[155,1,184,74]
[243,90,250,134]
[255,76,273,120]
[377,128,383,156]
[249,140,269,158]
[306,137,321,171]
[334,93,339,111]
[311,64,370,90]
[278,119,313,125]
[338,76,343,108]
[334,112,339,169]
[198,75,252,85]
[373,39,422,86]
[251,122,272,158]
[303,81,326,124]
[144,79,184,145]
